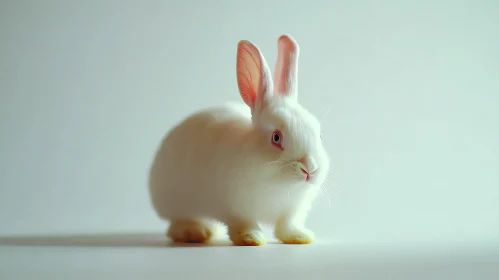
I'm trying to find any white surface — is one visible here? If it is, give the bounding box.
[1,234,498,280]
[1,0,498,263]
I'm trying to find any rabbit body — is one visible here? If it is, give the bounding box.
[149,35,330,246]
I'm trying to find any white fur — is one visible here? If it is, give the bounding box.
[148,36,330,246]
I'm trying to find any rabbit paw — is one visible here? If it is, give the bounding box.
[230,229,267,246]
[167,219,213,243]
[275,227,315,244]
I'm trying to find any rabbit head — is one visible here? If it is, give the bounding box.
[236,35,330,186]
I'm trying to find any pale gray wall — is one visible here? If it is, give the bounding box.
[1,0,498,243]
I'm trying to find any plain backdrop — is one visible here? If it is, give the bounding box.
[1,0,498,247]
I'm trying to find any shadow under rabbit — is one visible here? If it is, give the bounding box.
[0,232,289,248]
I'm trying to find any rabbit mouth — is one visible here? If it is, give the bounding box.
[299,168,319,183]
[300,168,310,181]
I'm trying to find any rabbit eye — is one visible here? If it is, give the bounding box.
[271,130,283,150]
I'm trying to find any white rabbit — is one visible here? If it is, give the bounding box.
[148,35,330,246]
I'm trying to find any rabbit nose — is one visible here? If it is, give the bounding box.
[298,156,318,174]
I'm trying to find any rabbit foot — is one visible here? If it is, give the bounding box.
[227,220,266,246]
[167,219,213,243]
[275,227,315,244]
[230,229,267,246]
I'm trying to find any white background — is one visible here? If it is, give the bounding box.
[1,0,498,248]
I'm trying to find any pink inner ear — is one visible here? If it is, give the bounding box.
[274,35,298,96]
[236,42,262,109]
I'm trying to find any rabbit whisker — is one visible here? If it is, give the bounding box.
[262,159,286,167]
[320,103,333,124]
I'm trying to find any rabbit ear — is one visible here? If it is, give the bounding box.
[236,40,273,111]
[273,35,299,100]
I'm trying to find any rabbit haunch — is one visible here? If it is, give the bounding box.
[149,35,330,246]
